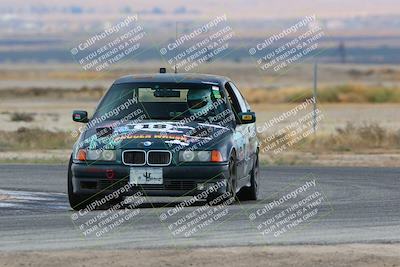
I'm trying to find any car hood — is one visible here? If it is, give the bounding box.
[80,120,232,150]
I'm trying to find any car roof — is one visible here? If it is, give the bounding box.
[113,73,231,85]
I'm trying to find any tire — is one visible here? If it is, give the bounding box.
[238,152,259,201]
[68,156,92,211]
[207,154,237,205]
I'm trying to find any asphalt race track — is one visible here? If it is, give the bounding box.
[0,164,399,251]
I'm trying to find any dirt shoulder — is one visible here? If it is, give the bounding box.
[1,244,399,267]
[260,151,400,167]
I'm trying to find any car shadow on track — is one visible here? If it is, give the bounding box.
[121,198,264,210]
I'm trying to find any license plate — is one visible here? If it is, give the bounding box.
[129,167,163,185]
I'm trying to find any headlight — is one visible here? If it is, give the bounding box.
[101,150,116,161]
[179,150,223,162]
[180,150,196,162]
[197,151,211,161]
[76,149,116,161]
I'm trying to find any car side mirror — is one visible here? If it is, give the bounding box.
[72,110,89,123]
[237,111,256,124]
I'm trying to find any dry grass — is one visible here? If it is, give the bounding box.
[0,86,105,100]
[307,122,400,152]
[2,122,399,154]
[0,128,74,151]
[2,83,400,104]
[243,84,400,103]
[259,122,400,153]
[0,124,399,166]
[258,122,400,166]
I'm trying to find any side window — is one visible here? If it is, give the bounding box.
[244,98,251,111]
[224,82,241,115]
[228,82,247,112]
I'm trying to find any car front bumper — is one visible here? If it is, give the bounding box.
[71,163,229,197]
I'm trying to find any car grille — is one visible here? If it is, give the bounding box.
[147,151,171,166]
[165,180,196,191]
[123,150,146,165]
[98,179,128,190]
[99,179,196,191]
[122,150,171,166]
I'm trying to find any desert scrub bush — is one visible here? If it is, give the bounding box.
[10,112,34,122]
[0,127,74,151]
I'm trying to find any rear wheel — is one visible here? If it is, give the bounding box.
[238,153,259,201]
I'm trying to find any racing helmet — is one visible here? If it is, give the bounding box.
[187,88,213,115]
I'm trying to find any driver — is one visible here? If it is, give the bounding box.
[187,88,214,116]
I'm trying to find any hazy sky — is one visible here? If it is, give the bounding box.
[2,0,400,19]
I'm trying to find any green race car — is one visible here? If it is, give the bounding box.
[68,70,259,210]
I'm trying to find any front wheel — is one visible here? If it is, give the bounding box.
[68,157,124,211]
[238,153,259,201]
[207,154,237,205]
[68,156,91,211]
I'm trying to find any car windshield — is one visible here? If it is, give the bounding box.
[92,82,229,122]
